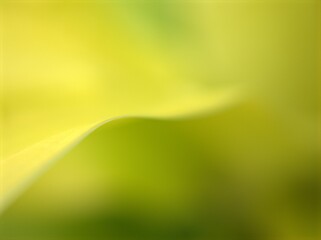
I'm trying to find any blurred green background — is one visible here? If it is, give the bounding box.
[0,0,320,240]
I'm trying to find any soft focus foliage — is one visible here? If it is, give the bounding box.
[0,1,320,240]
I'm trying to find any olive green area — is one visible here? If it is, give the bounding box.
[1,102,319,240]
